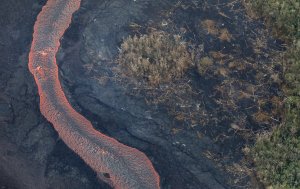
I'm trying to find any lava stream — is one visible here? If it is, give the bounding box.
[28,0,160,188]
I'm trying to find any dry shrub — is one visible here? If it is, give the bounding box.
[201,20,234,42]
[202,20,219,36]
[196,56,213,75]
[219,28,233,42]
[118,32,193,85]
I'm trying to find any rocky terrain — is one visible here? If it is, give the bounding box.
[0,0,284,188]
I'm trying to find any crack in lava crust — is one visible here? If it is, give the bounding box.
[28,0,160,188]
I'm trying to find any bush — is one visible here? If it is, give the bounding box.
[248,0,300,188]
[118,32,193,85]
[252,106,300,188]
[247,0,300,41]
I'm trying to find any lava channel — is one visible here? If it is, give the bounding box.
[28,0,160,188]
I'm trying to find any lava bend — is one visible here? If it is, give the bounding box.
[28,0,160,188]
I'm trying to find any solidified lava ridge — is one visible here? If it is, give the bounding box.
[28,0,160,188]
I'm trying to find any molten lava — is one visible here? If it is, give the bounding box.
[28,0,160,188]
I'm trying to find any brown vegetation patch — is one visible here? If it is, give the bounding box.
[219,28,233,42]
[201,19,219,36]
[196,57,213,75]
[118,32,194,85]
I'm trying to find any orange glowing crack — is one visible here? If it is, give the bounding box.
[28,0,160,188]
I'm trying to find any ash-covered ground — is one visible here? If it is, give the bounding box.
[0,0,284,188]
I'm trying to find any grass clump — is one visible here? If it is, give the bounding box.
[118,32,193,85]
[247,0,300,188]
[196,56,213,75]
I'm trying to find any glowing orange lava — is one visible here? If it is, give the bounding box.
[28,0,160,188]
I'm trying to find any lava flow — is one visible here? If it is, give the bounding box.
[28,0,160,188]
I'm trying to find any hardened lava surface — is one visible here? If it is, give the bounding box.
[28,0,160,188]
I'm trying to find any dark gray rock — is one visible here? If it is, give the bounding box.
[0,101,12,123]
